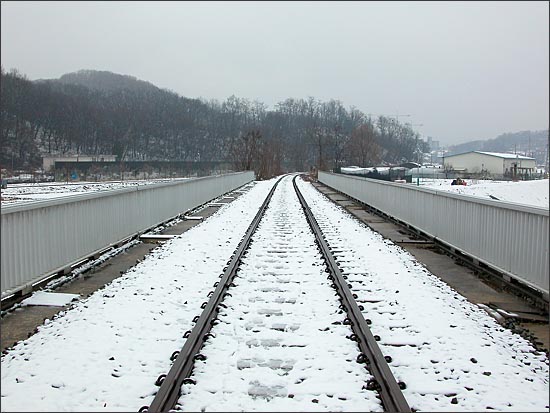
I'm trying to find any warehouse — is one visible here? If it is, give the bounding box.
[443,151,536,179]
[42,155,117,171]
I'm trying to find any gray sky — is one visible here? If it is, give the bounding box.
[1,1,548,145]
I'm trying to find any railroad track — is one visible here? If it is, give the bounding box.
[295,177,549,412]
[142,175,410,412]
[2,175,547,412]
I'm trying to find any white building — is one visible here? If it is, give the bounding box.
[43,155,117,171]
[443,151,536,178]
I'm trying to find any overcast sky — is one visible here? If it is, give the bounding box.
[1,1,548,145]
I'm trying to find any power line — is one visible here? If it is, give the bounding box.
[366,113,412,122]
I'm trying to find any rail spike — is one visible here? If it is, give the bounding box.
[155,374,167,386]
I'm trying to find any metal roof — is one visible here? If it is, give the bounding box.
[446,151,535,160]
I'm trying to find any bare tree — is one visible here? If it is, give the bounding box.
[230,129,262,172]
[347,122,381,166]
[1,68,431,175]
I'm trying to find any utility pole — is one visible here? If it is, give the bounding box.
[546,136,549,178]
[406,123,424,163]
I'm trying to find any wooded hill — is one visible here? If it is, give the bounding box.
[1,68,428,179]
[447,130,549,166]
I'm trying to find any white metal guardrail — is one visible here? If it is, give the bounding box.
[1,172,255,298]
[319,171,549,299]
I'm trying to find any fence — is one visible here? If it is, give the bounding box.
[1,171,255,298]
[318,171,549,298]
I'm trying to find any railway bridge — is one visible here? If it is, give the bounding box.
[1,172,548,411]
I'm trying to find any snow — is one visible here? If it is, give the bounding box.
[1,175,548,412]
[0,178,188,206]
[297,177,549,412]
[337,171,548,209]
[410,178,549,208]
[474,151,534,160]
[20,292,80,307]
[3,177,547,210]
[1,179,275,411]
[340,166,375,175]
[177,175,381,412]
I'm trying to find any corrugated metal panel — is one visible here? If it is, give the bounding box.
[1,172,254,297]
[319,171,549,297]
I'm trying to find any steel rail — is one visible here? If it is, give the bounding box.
[143,176,284,412]
[292,175,411,413]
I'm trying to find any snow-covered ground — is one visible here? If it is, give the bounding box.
[0,178,188,206]
[0,179,276,411]
[177,175,381,412]
[2,177,548,209]
[410,178,549,209]
[298,177,549,412]
[1,175,548,412]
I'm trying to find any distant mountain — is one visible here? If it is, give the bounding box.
[447,130,549,165]
[446,139,485,153]
[36,69,161,94]
[0,66,500,174]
